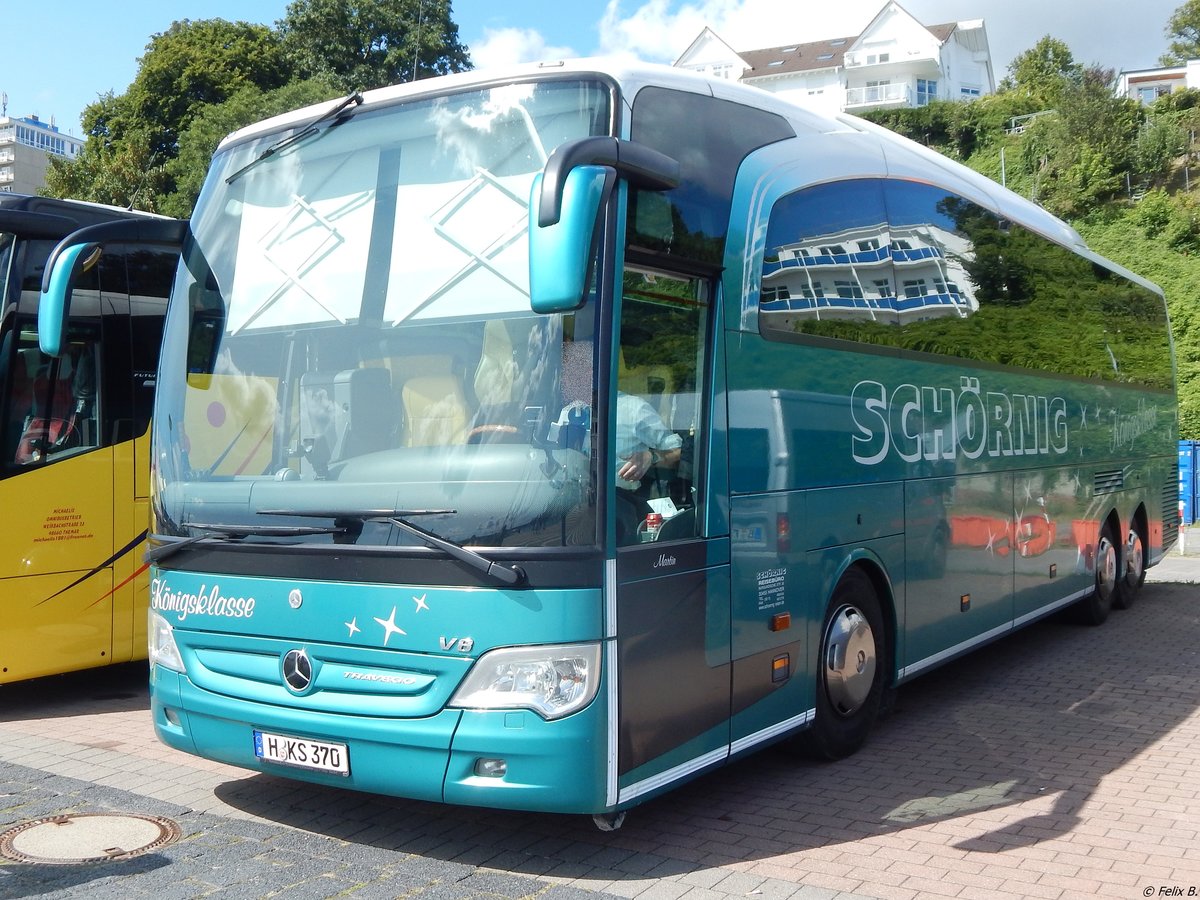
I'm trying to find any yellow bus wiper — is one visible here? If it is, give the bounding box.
[145,523,348,564]
[259,508,527,587]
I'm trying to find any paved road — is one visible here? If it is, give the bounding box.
[1,553,1198,900]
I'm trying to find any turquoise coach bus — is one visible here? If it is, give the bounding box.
[40,60,1179,828]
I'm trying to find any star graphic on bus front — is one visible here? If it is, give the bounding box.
[413,593,429,612]
[373,607,407,646]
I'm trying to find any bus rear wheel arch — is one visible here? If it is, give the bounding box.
[794,565,891,760]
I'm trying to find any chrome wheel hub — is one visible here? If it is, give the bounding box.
[822,604,877,716]
[1123,530,1144,588]
[1096,536,1118,603]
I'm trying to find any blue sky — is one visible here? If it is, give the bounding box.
[3,0,1186,137]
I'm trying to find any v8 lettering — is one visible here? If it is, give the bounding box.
[439,637,475,652]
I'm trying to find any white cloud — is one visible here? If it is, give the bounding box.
[471,26,577,68]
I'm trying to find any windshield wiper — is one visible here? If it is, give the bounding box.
[226,90,364,184]
[259,508,527,587]
[146,523,348,564]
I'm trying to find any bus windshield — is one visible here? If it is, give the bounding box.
[154,78,613,550]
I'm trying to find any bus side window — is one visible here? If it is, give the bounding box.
[12,340,102,465]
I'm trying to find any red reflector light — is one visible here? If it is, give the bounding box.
[777,513,791,552]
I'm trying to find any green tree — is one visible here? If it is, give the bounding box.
[1016,67,1141,217]
[279,0,471,93]
[161,77,341,218]
[43,18,297,211]
[1161,0,1200,65]
[43,127,171,211]
[127,19,293,160]
[999,35,1083,107]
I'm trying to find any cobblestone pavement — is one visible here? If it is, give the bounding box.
[1,553,1198,900]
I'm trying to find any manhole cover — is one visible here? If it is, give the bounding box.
[0,813,181,864]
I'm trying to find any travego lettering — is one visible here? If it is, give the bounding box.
[851,377,1069,466]
[150,578,257,621]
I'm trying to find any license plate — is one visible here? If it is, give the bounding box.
[733,525,764,544]
[253,729,349,776]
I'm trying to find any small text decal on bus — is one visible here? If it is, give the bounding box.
[850,378,1068,466]
[151,578,257,621]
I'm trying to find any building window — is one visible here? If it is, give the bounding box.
[835,280,864,299]
[960,86,981,99]
[917,79,938,106]
[1136,85,1172,104]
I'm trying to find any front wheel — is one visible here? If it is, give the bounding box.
[795,567,889,760]
[1074,522,1119,625]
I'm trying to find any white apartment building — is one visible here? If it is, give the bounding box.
[0,114,83,195]
[674,1,995,115]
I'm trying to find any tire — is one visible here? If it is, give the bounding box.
[795,567,889,760]
[1074,521,1119,625]
[1113,522,1145,610]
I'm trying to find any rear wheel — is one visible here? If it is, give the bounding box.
[796,567,888,760]
[1114,523,1145,610]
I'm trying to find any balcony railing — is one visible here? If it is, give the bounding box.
[844,83,912,108]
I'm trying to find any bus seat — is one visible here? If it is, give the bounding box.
[473,320,517,408]
[402,374,468,446]
[299,368,395,470]
[336,367,394,458]
[655,507,696,542]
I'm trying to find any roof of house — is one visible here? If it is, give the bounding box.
[739,21,957,78]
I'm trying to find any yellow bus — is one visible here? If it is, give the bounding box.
[0,194,176,684]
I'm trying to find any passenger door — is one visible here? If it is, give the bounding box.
[611,266,731,802]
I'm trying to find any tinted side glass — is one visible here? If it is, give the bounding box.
[629,87,794,265]
[759,178,1173,389]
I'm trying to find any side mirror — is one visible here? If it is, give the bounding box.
[39,217,187,357]
[528,137,680,314]
[39,242,100,357]
[529,165,610,314]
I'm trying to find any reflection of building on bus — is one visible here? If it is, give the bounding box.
[0,194,175,684]
[760,221,976,324]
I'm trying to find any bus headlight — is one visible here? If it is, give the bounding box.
[148,611,185,673]
[448,643,601,720]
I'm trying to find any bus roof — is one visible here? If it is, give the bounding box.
[0,193,167,239]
